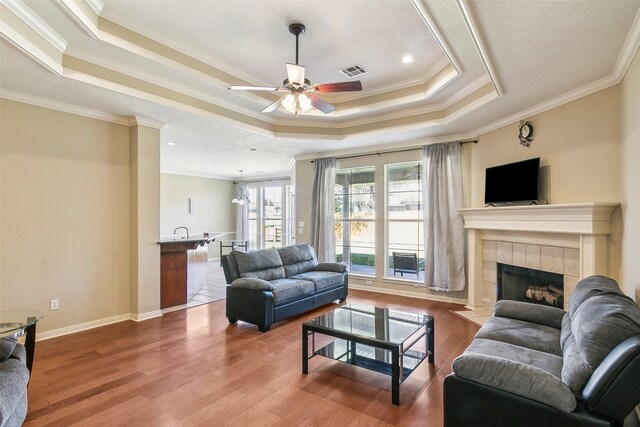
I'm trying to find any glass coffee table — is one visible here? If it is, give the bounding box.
[302,304,434,405]
[0,310,44,374]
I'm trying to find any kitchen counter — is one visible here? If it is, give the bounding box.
[157,232,225,309]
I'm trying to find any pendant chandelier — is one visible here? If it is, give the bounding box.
[231,170,250,205]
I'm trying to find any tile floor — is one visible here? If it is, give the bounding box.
[162,261,227,313]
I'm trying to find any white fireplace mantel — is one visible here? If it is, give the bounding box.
[459,203,619,310]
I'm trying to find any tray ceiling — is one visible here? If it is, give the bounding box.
[1,0,638,179]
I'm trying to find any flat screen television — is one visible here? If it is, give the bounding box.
[485,157,540,205]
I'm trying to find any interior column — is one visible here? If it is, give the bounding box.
[130,117,162,319]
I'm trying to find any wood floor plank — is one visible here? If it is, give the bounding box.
[25,289,478,426]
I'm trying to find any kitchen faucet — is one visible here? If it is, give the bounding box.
[173,226,189,240]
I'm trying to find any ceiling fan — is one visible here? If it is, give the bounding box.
[228,23,363,115]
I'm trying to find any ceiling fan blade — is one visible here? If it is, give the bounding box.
[314,81,363,93]
[229,85,279,91]
[286,63,306,86]
[261,98,283,113]
[310,94,336,114]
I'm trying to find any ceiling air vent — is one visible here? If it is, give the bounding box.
[339,64,367,78]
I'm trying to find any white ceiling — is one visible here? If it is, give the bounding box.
[1,0,639,180]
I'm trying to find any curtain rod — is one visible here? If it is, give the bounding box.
[310,140,478,163]
[233,176,291,184]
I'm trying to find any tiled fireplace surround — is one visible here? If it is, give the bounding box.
[459,203,619,316]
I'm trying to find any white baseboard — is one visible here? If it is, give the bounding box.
[349,284,467,305]
[36,313,132,341]
[36,310,163,341]
[130,310,163,322]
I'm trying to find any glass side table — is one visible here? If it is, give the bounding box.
[0,310,44,374]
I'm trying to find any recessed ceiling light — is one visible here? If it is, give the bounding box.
[167,142,176,146]
[402,55,414,64]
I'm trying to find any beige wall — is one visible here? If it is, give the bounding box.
[0,99,131,332]
[471,86,620,207]
[160,173,236,259]
[620,48,640,299]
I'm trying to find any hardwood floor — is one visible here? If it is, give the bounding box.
[25,290,479,426]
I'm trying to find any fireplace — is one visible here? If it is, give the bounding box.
[497,263,564,308]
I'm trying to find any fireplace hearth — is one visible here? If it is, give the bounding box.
[497,263,564,308]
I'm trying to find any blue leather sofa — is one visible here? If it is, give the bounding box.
[222,243,348,332]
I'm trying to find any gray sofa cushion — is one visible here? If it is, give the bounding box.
[278,243,318,277]
[494,300,565,329]
[231,278,273,291]
[291,271,344,291]
[0,338,18,363]
[316,263,347,273]
[562,292,640,394]
[452,338,576,413]
[0,346,29,427]
[569,275,623,319]
[234,248,286,281]
[270,279,314,302]
[475,316,562,356]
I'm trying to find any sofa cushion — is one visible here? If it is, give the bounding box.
[0,351,29,426]
[278,243,318,277]
[494,300,565,329]
[0,338,17,363]
[452,338,576,413]
[563,293,640,394]
[316,263,347,273]
[560,313,572,350]
[291,271,344,291]
[270,279,314,302]
[569,275,624,319]
[230,278,273,291]
[234,248,286,281]
[475,316,562,356]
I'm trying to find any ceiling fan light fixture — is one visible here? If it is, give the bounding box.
[282,94,296,113]
[298,94,312,112]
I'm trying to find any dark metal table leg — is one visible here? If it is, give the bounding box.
[427,317,435,363]
[302,326,309,375]
[391,347,400,405]
[24,322,36,375]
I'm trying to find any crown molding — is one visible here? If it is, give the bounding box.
[411,0,462,73]
[474,74,619,137]
[613,8,640,81]
[85,0,104,15]
[160,170,235,181]
[128,116,165,129]
[294,131,475,162]
[0,89,131,125]
[1,0,67,52]
[455,0,503,96]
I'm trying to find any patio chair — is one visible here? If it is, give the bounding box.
[392,252,423,277]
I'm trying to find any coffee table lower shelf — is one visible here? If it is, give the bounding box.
[314,339,426,379]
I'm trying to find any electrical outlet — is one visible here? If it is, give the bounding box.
[365,280,373,285]
[50,299,59,310]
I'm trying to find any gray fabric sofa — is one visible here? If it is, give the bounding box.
[444,275,640,427]
[222,243,348,332]
[0,338,29,427]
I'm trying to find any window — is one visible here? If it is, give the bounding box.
[386,162,424,280]
[247,181,292,249]
[335,167,375,276]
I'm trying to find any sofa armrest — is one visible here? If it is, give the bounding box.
[315,263,347,273]
[452,352,576,413]
[231,278,273,291]
[494,300,565,329]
